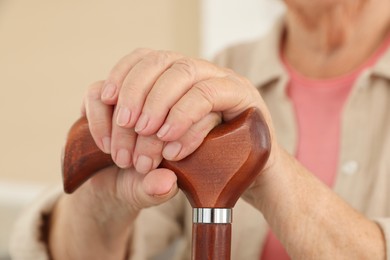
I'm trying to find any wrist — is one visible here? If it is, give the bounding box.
[242,145,292,211]
[49,181,136,260]
[243,147,386,259]
[70,175,139,227]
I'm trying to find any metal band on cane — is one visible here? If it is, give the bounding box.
[193,208,232,224]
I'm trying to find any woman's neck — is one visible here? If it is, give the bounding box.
[283,0,390,78]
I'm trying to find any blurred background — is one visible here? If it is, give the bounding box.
[0,0,284,258]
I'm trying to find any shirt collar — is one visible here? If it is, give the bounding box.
[248,16,390,87]
[372,45,390,81]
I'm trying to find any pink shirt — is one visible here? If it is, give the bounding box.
[261,34,390,260]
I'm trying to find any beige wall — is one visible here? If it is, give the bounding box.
[0,3,199,254]
[0,0,199,184]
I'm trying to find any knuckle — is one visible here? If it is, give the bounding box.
[222,67,235,75]
[86,81,103,100]
[131,181,143,207]
[168,106,196,134]
[123,178,144,210]
[108,70,124,83]
[109,49,153,82]
[142,136,162,149]
[237,74,253,87]
[229,74,259,102]
[120,81,139,96]
[122,48,154,66]
[138,147,162,158]
[89,119,108,135]
[172,105,193,123]
[148,137,162,148]
[185,127,204,146]
[192,81,216,106]
[170,58,196,80]
[185,113,221,147]
[143,50,173,68]
[132,47,153,56]
[113,130,136,145]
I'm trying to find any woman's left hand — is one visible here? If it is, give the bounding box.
[86,49,277,174]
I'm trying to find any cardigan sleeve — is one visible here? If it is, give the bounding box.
[9,185,187,260]
[9,186,62,260]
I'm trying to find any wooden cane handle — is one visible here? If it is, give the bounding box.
[62,117,113,194]
[62,107,271,260]
[159,107,271,208]
[62,107,271,200]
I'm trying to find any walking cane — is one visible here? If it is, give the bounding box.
[62,107,271,260]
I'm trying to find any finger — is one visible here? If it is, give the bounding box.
[115,51,184,129]
[111,51,184,166]
[111,113,137,168]
[162,112,222,161]
[157,75,259,142]
[101,48,153,104]
[134,58,227,136]
[116,168,178,210]
[84,81,113,154]
[132,134,164,174]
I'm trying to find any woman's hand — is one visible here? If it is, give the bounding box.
[50,48,280,260]
[85,48,277,187]
[88,49,275,168]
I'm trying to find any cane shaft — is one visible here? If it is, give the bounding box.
[62,108,271,260]
[192,223,231,260]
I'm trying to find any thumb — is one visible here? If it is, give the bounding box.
[118,168,179,211]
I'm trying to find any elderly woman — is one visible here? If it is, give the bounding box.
[11,0,390,259]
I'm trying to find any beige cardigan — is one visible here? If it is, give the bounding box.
[10,19,390,260]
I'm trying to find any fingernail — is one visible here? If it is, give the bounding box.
[102,83,116,99]
[117,107,131,127]
[150,181,176,197]
[163,142,182,160]
[102,137,111,154]
[157,123,171,139]
[116,149,131,168]
[136,155,153,174]
[135,113,149,133]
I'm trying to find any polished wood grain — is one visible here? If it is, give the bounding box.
[192,223,231,260]
[62,117,113,193]
[62,107,271,259]
[159,108,270,208]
